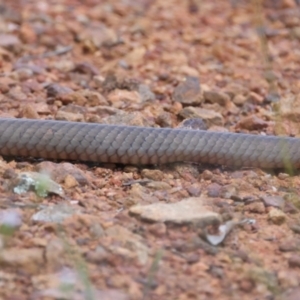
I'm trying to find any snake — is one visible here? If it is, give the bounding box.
[0,117,299,169]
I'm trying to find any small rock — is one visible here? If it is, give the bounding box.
[105,225,149,265]
[178,118,207,130]
[60,104,87,115]
[245,202,266,214]
[236,115,268,131]
[101,112,153,127]
[220,184,237,199]
[146,181,171,190]
[86,246,109,264]
[279,239,299,252]
[36,162,88,186]
[0,33,20,48]
[60,91,87,105]
[31,203,81,223]
[148,223,167,237]
[55,110,84,122]
[129,196,221,227]
[0,248,44,273]
[0,78,13,93]
[179,107,224,127]
[46,83,73,98]
[13,172,64,197]
[247,92,264,104]
[141,169,164,181]
[124,46,146,67]
[45,238,65,270]
[172,76,202,105]
[290,224,300,234]
[74,61,100,76]
[156,111,176,128]
[288,255,300,268]
[13,67,34,81]
[203,90,230,106]
[77,24,119,50]
[239,280,254,292]
[264,92,280,103]
[81,90,108,106]
[64,174,78,188]
[207,183,222,198]
[107,89,142,108]
[19,104,39,119]
[138,84,155,102]
[225,82,248,98]
[232,94,247,106]
[268,208,286,225]
[281,287,300,300]
[187,184,201,197]
[7,86,27,101]
[261,195,285,209]
[201,170,213,180]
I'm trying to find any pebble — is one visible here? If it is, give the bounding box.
[245,202,266,214]
[56,110,84,122]
[141,169,165,181]
[138,84,155,102]
[31,203,81,223]
[100,112,153,127]
[36,162,88,186]
[203,90,230,106]
[232,94,247,106]
[145,181,171,190]
[46,83,73,98]
[178,118,207,130]
[179,107,224,127]
[288,255,300,268]
[172,76,202,105]
[0,247,44,273]
[129,196,221,226]
[261,195,285,209]
[107,89,142,108]
[236,115,268,131]
[207,183,222,198]
[64,174,78,188]
[246,91,264,104]
[268,208,286,225]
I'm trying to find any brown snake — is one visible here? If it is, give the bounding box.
[0,117,299,168]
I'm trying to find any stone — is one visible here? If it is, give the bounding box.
[245,202,266,214]
[129,196,221,227]
[246,92,264,104]
[261,195,285,209]
[55,110,84,122]
[232,94,247,106]
[31,203,81,223]
[178,118,207,130]
[107,89,142,108]
[172,76,202,105]
[203,90,230,106]
[46,83,73,98]
[138,84,155,102]
[179,107,224,127]
[236,115,269,131]
[101,112,153,127]
[141,169,165,181]
[268,208,286,225]
[0,248,44,273]
[288,255,300,268]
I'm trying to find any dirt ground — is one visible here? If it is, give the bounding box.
[1,0,300,299]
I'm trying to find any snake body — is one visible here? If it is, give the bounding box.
[0,118,299,168]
